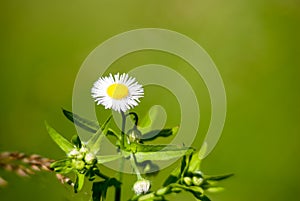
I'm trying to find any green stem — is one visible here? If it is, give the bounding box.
[130,153,142,180]
[127,112,139,126]
[115,111,127,201]
[114,185,121,201]
[121,111,126,149]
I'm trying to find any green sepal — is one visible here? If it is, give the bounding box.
[45,121,74,154]
[50,159,73,174]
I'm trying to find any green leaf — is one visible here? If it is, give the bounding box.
[87,117,111,154]
[199,195,211,201]
[163,151,193,186]
[92,178,121,201]
[163,167,180,186]
[198,142,207,160]
[96,155,123,164]
[134,144,186,152]
[170,184,204,200]
[50,159,69,169]
[92,181,103,201]
[188,151,202,173]
[107,128,121,140]
[138,160,160,175]
[137,105,167,134]
[141,127,179,142]
[45,121,74,154]
[185,145,207,175]
[125,146,194,163]
[62,108,100,133]
[206,187,225,193]
[71,135,82,148]
[204,173,234,182]
[74,173,85,193]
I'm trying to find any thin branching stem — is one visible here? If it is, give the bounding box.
[130,153,142,180]
[127,112,139,126]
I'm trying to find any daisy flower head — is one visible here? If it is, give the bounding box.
[91,73,144,113]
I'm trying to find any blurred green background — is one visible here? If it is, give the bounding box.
[1,0,300,200]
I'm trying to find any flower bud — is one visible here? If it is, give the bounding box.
[79,147,89,154]
[183,177,192,186]
[85,153,96,165]
[72,160,85,170]
[133,179,151,195]
[192,176,203,186]
[128,129,142,143]
[68,149,80,158]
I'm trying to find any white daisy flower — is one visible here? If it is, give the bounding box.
[91,73,144,113]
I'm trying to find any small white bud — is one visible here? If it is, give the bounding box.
[79,147,89,154]
[68,149,80,157]
[133,179,151,195]
[192,176,203,186]
[85,153,96,164]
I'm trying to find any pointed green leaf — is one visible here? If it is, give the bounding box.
[135,144,193,153]
[198,142,207,160]
[205,173,234,182]
[170,184,204,200]
[125,146,194,163]
[141,127,179,142]
[45,121,74,154]
[62,108,100,133]
[50,159,70,169]
[71,135,82,148]
[138,112,152,129]
[137,105,167,134]
[74,173,85,193]
[107,128,121,140]
[163,167,180,186]
[87,117,111,154]
[206,187,225,193]
[199,195,211,201]
[96,155,123,164]
[188,151,202,173]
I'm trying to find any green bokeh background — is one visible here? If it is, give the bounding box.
[1,0,299,200]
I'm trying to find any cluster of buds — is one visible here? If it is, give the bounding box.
[67,146,97,173]
[183,171,204,186]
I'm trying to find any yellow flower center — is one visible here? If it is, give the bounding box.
[107,83,129,100]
